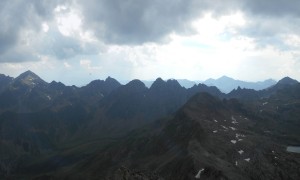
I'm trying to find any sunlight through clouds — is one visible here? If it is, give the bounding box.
[0,0,300,85]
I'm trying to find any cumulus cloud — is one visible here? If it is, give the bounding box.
[0,0,104,62]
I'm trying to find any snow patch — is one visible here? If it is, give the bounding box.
[236,133,245,138]
[231,116,238,124]
[213,130,218,133]
[235,161,238,166]
[47,95,51,100]
[221,125,228,130]
[231,140,237,144]
[229,127,236,131]
[244,158,250,162]
[262,102,268,105]
[214,119,218,123]
[238,150,244,154]
[195,168,204,179]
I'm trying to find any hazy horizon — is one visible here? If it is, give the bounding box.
[1,69,284,88]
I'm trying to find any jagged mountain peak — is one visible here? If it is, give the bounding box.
[14,70,47,87]
[105,76,121,86]
[16,70,39,79]
[0,74,14,84]
[84,77,121,91]
[150,78,183,91]
[49,81,66,89]
[0,73,13,79]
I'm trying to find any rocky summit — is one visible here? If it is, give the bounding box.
[0,71,300,180]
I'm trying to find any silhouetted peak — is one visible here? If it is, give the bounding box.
[105,76,113,81]
[166,79,182,88]
[277,77,298,85]
[0,74,13,82]
[149,78,166,89]
[126,79,146,88]
[0,74,13,79]
[120,80,147,94]
[49,81,66,90]
[105,76,121,86]
[188,83,222,98]
[195,83,211,88]
[49,81,65,86]
[87,79,105,87]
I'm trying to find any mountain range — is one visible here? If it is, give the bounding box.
[141,76,277,92]
[0,70,300,179]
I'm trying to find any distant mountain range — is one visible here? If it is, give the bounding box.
[203,76,277,93]
[0,70,300,179]
[142,76,277,93]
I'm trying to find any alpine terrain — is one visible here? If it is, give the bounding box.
[0,71,300,180]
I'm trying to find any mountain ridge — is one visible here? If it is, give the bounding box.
[5,70,300,93]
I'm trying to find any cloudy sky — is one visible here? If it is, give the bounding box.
[0,0,300,85]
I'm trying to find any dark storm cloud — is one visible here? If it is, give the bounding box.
[76,0,209,44]
[76,0,300,46]
[0,0,69,62]
[235,0,300,49]
[1,0,300,63]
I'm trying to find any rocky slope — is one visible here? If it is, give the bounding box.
[13,92,300,180]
